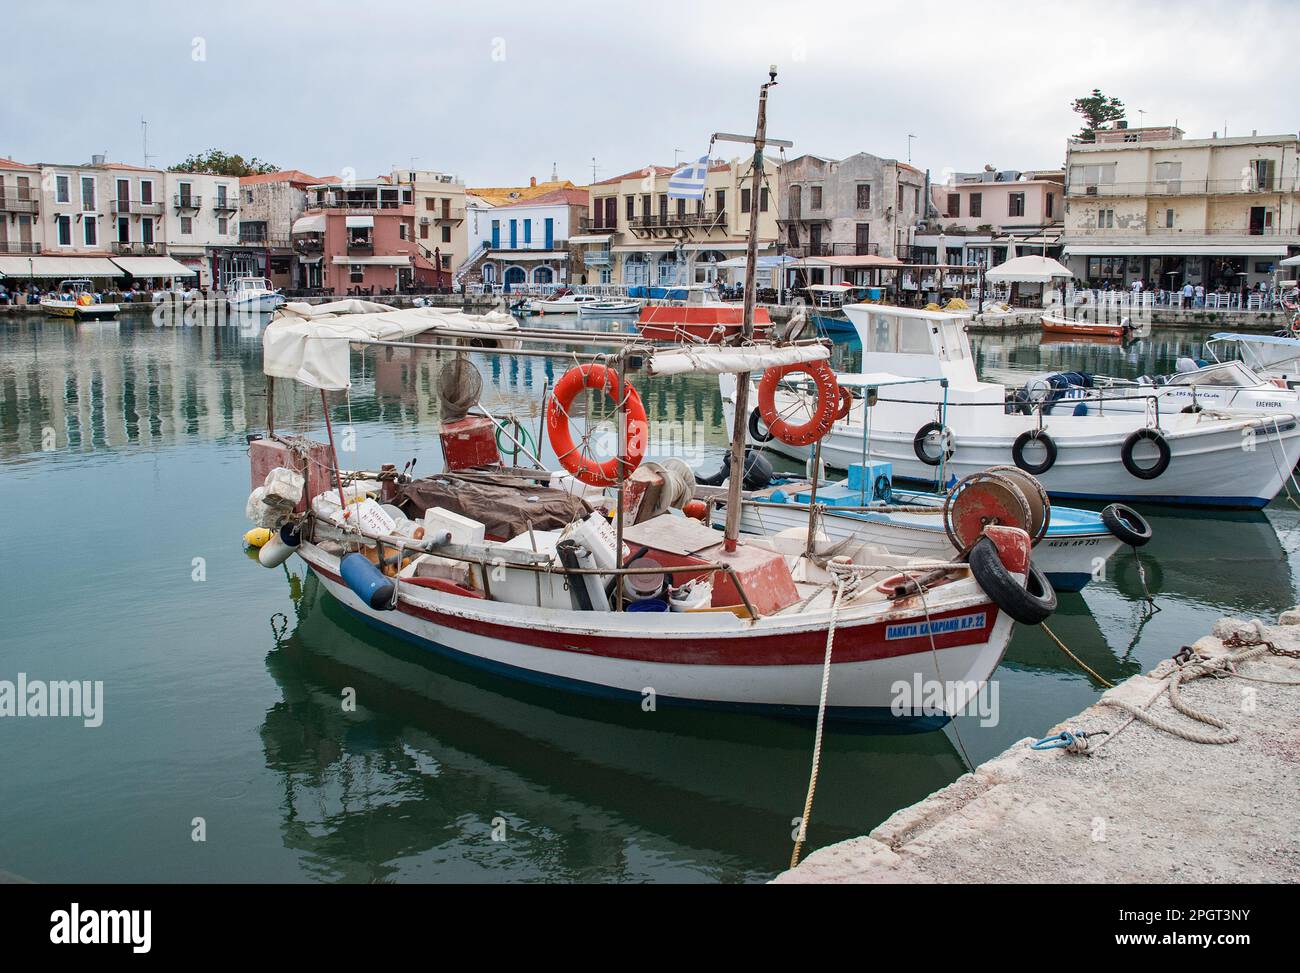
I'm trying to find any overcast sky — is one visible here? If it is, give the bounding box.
[3,0,1296,187]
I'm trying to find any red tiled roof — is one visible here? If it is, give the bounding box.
[239,169,322,186]
[591,165,676,187]
[499,187,589,208]
[0,157,38,170]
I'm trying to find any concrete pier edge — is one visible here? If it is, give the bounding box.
[775,609,1300,884]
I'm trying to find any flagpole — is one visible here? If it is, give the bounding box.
[722,67,779,553]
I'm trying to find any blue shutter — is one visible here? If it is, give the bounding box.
[544,218,554,249]
[523,219,532,245]
[509,220,517,249]
[491,220,500,248]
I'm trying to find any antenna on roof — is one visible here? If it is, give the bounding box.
[590,157,600,182]
[906,134,917,164]
[141,119,153,168]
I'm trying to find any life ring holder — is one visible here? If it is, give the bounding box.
[757,360,840,447]
[546,363,647,487]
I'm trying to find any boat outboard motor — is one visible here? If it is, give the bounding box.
[696,448,774,490]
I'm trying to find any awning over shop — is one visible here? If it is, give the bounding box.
[611,243,679,253]
[682,242,750,252]
[785,255,903,269]
[569,234,613,244]
[985,255,1072,284]
[1065,243,1289,257]
[1280,254,1300,267]
[345,216,374,229]
[298,255,324,265]
[292,214,326,234]
[330,255,411,266]
[717,254,797,269]
[0,255,123,279]
[111,256,197,277]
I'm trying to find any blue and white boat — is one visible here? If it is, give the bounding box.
[710,463,1144,593]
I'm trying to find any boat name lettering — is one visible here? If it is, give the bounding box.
[886,612,986,640]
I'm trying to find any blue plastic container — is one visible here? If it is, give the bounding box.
[340,552,396,610]
[626,597,669,613]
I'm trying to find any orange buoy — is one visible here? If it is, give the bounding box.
[757,360,840,447]
[683,499,708,521]
[546,363,647,487]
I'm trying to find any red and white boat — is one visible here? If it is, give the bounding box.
[246,308,1050,727]
[637,285,772,342]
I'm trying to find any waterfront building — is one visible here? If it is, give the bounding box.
[577,159,778,288]
[1060,124,1300,292]
[241,170,319,291]
[922,167,1065,267]
[461,185,588,288]
[295,176,424,294]
[402,169,468,288]
[162,170,242,288]
[0,157,42,256]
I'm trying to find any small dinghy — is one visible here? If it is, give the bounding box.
[577,299,642,316]
[1040,313,1135,339]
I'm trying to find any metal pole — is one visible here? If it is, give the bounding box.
[615,350,627,610]
[723,72,776,553]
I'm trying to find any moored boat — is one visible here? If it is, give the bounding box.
[524,292,602,313]
[227,276,285,313]
[637,285,772,342]
[1041,312,1134,339]
[39,279,119,320]
[577,298,642,316]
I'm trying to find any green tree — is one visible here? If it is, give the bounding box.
[168,149,278,176]
[1071,89,1126,142]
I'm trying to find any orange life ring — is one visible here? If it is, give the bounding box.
[546,363,647,487]
[757,360,840,447]
[834,385,854,421]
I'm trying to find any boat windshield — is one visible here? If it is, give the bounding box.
[231,277,271,293]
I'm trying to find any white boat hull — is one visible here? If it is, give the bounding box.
[297,542,1014,725]
[726,392,1300,509]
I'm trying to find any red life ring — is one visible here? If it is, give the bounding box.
[757,360,840,447]
[834,386,854,421]
[546,363,647,487]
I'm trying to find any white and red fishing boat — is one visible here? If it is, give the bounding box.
[242,74,1052,728]
[1040,312,1134,339]
[637,285,773,342]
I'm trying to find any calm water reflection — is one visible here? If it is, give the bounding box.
[1,310,1296,882]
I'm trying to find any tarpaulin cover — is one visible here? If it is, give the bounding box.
[262,300,517,390]
[395,475,591,541]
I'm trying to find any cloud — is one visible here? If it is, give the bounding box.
[1,0,1295,184]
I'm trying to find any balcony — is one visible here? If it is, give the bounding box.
[308,197,410,211]
[347,237,375,254]
[172,195,202,211]
[784,242,880,258]
[1067,176,1299,198]
[0,241,40,254]
[114,242,166,256]
[583,249,612,266]
[628,210,727,237]
[234,234,291,250]
[110,199,163,217]
[212,197,237,213]
[294,236,324,254]
[0,196,39,215]
[1066,225,1295,238]
[428,205,466,224]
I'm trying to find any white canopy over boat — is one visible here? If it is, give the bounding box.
[263,300,518,390]
[985,255,1072,284]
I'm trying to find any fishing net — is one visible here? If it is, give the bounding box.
[437,355,482,420]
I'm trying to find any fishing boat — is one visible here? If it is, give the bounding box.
[1040,312,1135,339]
[706,462,1144,593]
[637,285,772,342]
[39,279,119,320]
[577,298,642,316]
[1008,359,1300,418]
[724,303,1300,509]
[227,276,285,313]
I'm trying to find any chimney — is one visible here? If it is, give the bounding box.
[530,176,537,187]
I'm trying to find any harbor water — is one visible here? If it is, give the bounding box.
[2,309,1298,883]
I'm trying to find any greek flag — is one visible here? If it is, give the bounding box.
[667,154,709,200]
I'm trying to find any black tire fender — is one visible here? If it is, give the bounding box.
[747,407,774,443]
[1121,428,1171,480]
[913,421,953,466]
[1011,430,1058,476]
[1101,503,1153,548]
[968,535,1057,625]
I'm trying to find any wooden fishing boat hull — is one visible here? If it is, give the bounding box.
[637,304,773,342]
[296,542,1013,725]
[1041,314,1128,338]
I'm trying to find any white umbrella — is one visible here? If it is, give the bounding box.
[1004,235,1017,260]
[985,255,1073,284]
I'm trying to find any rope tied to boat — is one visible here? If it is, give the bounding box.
[789,573,844,870]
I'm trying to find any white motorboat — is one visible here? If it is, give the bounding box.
[524,293,602,313]
[1008,359,1300,418]
[1204,332,1300,389]
[39,279,119,320]
[227,276,286,313]
[723,303,1300,509]
[577,298,643,316]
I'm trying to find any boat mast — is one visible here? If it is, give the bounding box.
[720,66,786,552]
